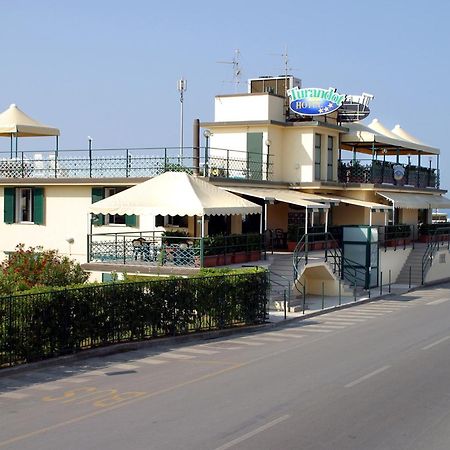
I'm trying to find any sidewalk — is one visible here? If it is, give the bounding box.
[267,283,419,323]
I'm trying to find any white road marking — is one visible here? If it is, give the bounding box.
[230,339,264,346]
[158,352,196,360]
[214,414,290,450]
[342,311,385,316]
[357,308,394,313]
[422,336,450,350]
[345,365,391,388]
[60,377,92,384]
[138,357,168,365]
[202,344,244,350]
[269,332,304,339]
[427,298,450,306]
[176,347,219,355]
[82,370,108,376]
[329,316,367,322]
[323,321,355,326]
[296,328,332,333]
[243,336,286,342]
[30,384,63,391]
[0,392,29,399]
[307,324,346,329]
[110,363,140,370]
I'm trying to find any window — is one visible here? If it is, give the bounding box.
[104,187,126,225]
[91,187,137,227]
[327,136,334,181]
[4,187,44,224]
[314,134,322,180]
[155,215,188,228]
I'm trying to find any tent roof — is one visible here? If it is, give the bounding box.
[341,121,439,155]
[391,124,424,145]
[0,104,60,137]
[377,191,450,209]
[368,118,402,140]
[89,172,262,216]
[223,186,329,209]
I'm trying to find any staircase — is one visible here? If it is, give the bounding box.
[396,243,428,286]
[267,252,296,310]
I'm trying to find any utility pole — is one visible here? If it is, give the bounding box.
[177,78,187,164]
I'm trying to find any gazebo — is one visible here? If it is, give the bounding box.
[0,104,60,157]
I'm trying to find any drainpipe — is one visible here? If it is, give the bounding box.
[193,119,200,175]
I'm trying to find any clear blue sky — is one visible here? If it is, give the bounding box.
[1,0,449,185]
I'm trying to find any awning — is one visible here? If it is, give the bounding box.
[302,193,390,212]
[289,191,341,205]
[223,186,329,210]
[341,121,439,155]
[377,192,450,209]
[0,104,60,137]
[89,172,262,216]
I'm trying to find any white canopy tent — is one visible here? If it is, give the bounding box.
[0,104,60,157]
[88,172,262,236]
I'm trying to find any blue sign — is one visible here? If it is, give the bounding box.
[287,87,346,116]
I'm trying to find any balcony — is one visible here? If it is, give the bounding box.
[0,147,273,181]
[338,159,438,189]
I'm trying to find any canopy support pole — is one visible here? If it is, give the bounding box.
[325,208,329,233]
[201,215,205,238]
[10,134,13,158]
[305,207,308,235]
[55,136,59,156]
[369,209,373,226]
[384,210,388,226]
[15,134,18,158]
[392,201,395,225]
[437,154,440,188]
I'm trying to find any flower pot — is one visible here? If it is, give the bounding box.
[233,251,247,264]
[249,250,261,262]
[287,241,297,252]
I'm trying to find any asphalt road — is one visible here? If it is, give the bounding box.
[2,284,450,450]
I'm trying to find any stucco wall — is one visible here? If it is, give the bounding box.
[267,203,289,231]
[332,204,366,226]
[425,248,450,283]
[378,247,412,283]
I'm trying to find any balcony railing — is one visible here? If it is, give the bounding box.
[88,231,265,268]
[338,159,438,188]
[0,147,273,181]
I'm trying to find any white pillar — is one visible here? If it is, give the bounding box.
[325,208,329,233]
[305,207,308,235]
[201,215,205,238]
[384,210,388,226]
[369,209,373,226]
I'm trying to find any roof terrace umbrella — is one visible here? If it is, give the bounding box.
[0,104,60,157]
[88,171,262,236]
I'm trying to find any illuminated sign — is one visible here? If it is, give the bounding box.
[393,164,405,181]
[287,87,346,116]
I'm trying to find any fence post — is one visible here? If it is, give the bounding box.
[227,148,230,178]
[321,282,325,310]
[380,271,383,295]
[338,280,341,306]
[302,284,306,315]
[89,146,92,178]
[164,148,168,172]
[21,152,25,178]
[389,269,391,293]
[126,148,129,177]
[409,266,412,289]
[284,290,287,320]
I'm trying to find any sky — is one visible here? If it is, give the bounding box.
[1,0,449,187]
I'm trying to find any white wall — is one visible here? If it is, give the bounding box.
[425,248,450,283]
[215,94,284,122]
[379,247,412,283]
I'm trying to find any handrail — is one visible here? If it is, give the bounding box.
[421,227,450,284]
[269,270,292,309]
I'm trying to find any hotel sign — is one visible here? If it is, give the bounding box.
[287,87,346,116]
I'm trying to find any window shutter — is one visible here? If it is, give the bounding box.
[91,187,104,225]
[33,187,45,225]
[4,187,15,224]
[125,214,137,227]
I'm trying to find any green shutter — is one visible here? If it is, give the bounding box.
[125,214,137,227]
[4,187,15,224]
[33,187,44,225]
[247,132,263,180]
[91,187,104,226]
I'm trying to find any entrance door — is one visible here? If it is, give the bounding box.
[247,132,263,180]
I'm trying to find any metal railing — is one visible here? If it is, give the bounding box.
[88,231,265,268]
[0,146,273,182]
[338,159,438,188]
[421,227,450,284]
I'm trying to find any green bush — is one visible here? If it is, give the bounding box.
[0,245,88,295]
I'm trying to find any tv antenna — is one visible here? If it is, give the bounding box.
[217,49,242,91]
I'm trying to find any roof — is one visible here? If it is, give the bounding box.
[0,104,60,137]
[341,120,439,155]
[89,172,262,216]
[377,191,450,209]
[222,186,329,209]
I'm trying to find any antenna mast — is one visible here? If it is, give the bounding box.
[217,49,242,92]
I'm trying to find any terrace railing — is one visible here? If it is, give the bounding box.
[0,146,273,182]
[338,159,438,189]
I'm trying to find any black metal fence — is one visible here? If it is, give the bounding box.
[0,146,273,182]
[0,272,268,368]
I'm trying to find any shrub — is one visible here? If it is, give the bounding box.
[0,244,89,295]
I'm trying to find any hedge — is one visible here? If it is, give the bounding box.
[0,270,268,368]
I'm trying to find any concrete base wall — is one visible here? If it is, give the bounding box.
[379,247,412,283]
[425,248,450,283]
